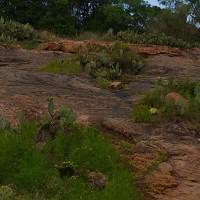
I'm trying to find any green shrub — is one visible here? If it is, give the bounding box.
[110,42,144,74]
[41,42,145,89]
[0,101,143,200]
[96,77,110,88]
[161,100,176,117]
[0,17,34,46]
[40,56,82,74]
[132,105,153,123]
[0,123,37,184]
[114,30,200,48]
[139,87,165,108]
[80,42,145,82]
[132,77,200,122]
[13,148,55,193]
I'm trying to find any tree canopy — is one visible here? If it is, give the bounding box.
[0,0,199,41]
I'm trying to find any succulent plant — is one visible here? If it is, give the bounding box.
[0,186,14,200]
[0,17,34,46]
[35,98,76,146]
[136,60,144,71]
[114,30,199,48]
[0,118,11,130]
[194,84,200,106]
[194,84,200,96]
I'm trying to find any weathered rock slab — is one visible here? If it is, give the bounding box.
[37,39,200,56]
[158,162,173,174]
[0,47,200,200]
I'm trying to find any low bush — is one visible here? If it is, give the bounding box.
[40,42,145,88]
[81,42,145,82]
[0,100,143,200]
[40,56,82,74]
[0,17,34,46]
[0,17,62,49]
[111,30,200,49]
[132,104,153,123]
[132,77,200,122]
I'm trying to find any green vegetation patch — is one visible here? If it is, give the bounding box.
[0,100,143,200]
[40,42,145,89]
[40,56,82,74]
[0,17,34,47]
[132,77,200,122]
[95,77,111,88]
[80,42,144,80]
[115,30,200,49]
[18,40,40,50]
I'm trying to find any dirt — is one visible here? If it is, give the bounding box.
[0,46,200,200]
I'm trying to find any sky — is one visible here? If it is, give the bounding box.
[146,0,161,7]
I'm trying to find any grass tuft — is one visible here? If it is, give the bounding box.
[40,56,82,74]
[0,121,143,199]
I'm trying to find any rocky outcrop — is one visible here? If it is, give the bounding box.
[38,39,192,56]
[155,142,200,200]
[0,46,200,200]
[158,162,173,174]
[38,39,112,53]
[165,92,189,110]
[125,122,200,200]
[102,118,146,139]
[129,44,188,56]
[88,172,107,189]
[0,45,6,50]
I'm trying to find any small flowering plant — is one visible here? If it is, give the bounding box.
[157,76,166,86]
[132,104,153,122]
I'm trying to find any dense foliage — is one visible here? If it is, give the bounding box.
[0,101,143,199]
[0,17,34,46]
[40,42,145,88]
[0,0,199,43]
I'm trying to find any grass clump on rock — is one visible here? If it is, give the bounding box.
[0,99,143,200]
[40,56,82,74]
[132,77,200,122]
[40,42,145,89]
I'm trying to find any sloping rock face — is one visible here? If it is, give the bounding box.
[0,46,200,200]
[157,143,200,200]
[133,123,200,200]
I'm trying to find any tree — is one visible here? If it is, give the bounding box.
[91,4,132,32]
[120,0,155,33]
[0,0,46,26]
[38,0,77,36]
[152,0,200,41]
[158,0,184,11]
[158,0,200,25]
